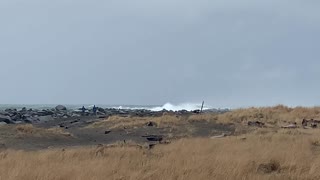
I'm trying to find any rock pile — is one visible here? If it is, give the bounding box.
[0,105,229,125]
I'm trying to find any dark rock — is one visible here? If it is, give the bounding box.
[70,120,79,124]
[146,121,157,127]
[143,135,163,142]
[11,114,22,121]
[55,105,67,111]
[257,160,280,174]
[24,116,39,123]
[38,115,54,122]
[0,143,7,151]
[24,119,32,124]
[0,115,14,124]
[104,130,111,134]
[312,123,318,128]
[192,110,201,114]
[71,114,81,117]
[5,108,16,113]
[302,119,308,127]
[248,121,265,127]
[0,122,7,126]
[36,110,54,116]
[97,107,105,113]
[148,144,156,149]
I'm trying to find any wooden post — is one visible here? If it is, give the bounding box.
[200,101,204,113]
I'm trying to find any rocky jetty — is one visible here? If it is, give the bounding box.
[0,105,229,125]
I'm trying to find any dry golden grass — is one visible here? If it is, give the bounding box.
[88,115,185,129]
[189,105,320,125]
[1,129,320,180]
[15,124,72,137]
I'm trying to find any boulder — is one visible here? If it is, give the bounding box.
[20,107,27,112]
[35,110,54,116]
[0,122,7,126]
[0,115,14,124]
[97,107,105,113]
[55,105,67,111]
[24,116,39,123]
[11,114,23,121]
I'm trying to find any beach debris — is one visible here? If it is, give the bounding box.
[302,119,320,128]
[142,135,163,142]
[200,101,205,113]
[210,133,227,139]
[146,121,157,127]
[257,160,280,174]
[192,110,201,114]
[148,143,157,149]
[248,121,265,127]
[302,119,308,127]
[281,122,297,129]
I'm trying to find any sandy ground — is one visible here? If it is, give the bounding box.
[0,115,235,150]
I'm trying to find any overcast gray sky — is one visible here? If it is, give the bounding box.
[0,0,320,107]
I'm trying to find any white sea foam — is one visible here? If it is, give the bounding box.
[150,102,209,111]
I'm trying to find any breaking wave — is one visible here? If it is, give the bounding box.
[150,102,210,111]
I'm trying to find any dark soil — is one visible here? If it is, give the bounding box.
[0,116,235,150]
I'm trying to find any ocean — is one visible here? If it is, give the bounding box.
[0,103,212,111]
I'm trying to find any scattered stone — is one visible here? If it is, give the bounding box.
[0,105,227,125]
[104,130,111,134]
